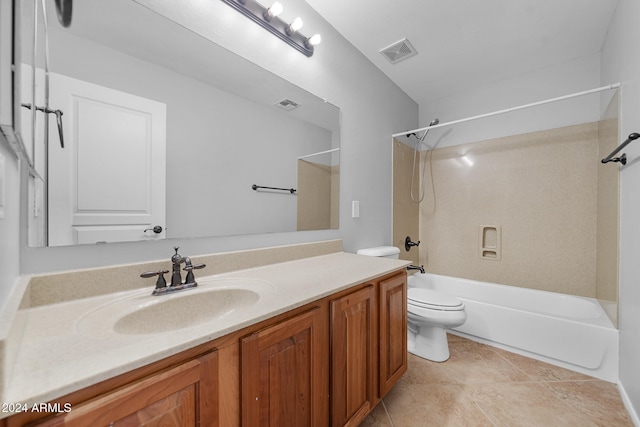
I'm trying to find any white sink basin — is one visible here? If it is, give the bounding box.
[76,278,273,335]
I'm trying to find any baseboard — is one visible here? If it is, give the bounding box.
[618,381,640,427]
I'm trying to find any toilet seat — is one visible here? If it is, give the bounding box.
[408,288,464,311]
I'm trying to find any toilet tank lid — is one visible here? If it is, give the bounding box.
[356,246,400,257]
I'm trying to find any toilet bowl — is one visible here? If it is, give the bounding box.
[407,288,466,362]
[356,246,467,363]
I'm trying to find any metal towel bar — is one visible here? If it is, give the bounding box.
[252,184,296,194]
[601,133,639,165]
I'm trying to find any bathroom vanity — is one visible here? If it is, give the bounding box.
[0,242,408,426]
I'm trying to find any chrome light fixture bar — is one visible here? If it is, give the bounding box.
[221,0,320,57]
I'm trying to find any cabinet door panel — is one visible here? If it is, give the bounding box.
[241,307,326,427]
[31,351,218,427]
[379,273,408,397]
[330,286,375,427]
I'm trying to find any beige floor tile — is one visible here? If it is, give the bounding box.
[359,401,393,427]
[490,346,595,382]
[465,381,601,426]
[363,335,632,427]
[384,383,494,426]
[541,380,633,426]
[438,338,531,384]
[397,353,458,386]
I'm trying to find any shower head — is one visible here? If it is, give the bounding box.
[405,119,440,141]
[417,118,440,143]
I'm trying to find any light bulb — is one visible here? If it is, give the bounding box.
[287,17,303,34]
[264,2,283,20]
[306,34,322,47]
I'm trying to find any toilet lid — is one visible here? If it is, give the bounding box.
[408,288,464,310]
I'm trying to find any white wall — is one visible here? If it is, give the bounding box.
[418,53,604,149]
[16,0,417,276]
[601,0,640,421]
[0,136,20,308]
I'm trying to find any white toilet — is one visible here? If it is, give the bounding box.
[406,287,466,362]
[356,246,467,362]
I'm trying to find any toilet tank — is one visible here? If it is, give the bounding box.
[356,246,400,259]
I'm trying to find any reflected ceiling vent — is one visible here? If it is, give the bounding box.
[274,98,300,111]
[379,38,418,64]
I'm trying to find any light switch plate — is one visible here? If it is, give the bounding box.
[0,152,5,220]
[352,200,360,218]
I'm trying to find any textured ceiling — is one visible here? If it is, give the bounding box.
[305,0,619,105]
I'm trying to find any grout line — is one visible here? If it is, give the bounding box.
[484,343,538,382]
[473,400,499,427]
[381,399,395,427]
[484,344,607,386]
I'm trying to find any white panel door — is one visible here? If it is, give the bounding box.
[48,73,166,246]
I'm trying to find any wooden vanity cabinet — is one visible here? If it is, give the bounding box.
[27,350,219,427]
[378,273,408,397]
[240,306,328,427]
[3,270,407,427]
[329,271,408,427]
[330,285,376,427]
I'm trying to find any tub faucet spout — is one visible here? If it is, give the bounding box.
[407,264,425,274]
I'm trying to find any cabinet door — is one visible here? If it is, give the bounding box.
[330,285,375,427]
[241,307,327,427]
[379,273,408,397]
[31,351,218,427]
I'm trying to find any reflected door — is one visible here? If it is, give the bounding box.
[48,73,166,246]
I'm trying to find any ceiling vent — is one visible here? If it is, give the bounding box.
[274,98,300,111]
[379,38,418,64]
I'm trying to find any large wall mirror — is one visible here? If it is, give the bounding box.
[21,0,340,247]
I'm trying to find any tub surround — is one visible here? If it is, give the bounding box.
[0,240,410,415]
[393,120,619,304]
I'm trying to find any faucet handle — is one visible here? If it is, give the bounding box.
[405,236,420,251]
[140,270,170,289]
[183,263,206,286]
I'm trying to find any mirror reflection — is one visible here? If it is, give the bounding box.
[22,0,340,247]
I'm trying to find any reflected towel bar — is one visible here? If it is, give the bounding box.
[252,184,297,194]
[601,133,640,165]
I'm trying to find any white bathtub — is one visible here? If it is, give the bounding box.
[408,273,619,382]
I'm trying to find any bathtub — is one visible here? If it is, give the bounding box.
[408,273,619,382]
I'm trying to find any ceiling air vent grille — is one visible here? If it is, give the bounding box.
[274,99,300,111]
[379,38,418,64]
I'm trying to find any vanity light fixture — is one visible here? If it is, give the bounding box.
[263,2,283,21]
[286,17,303,35]
[221,0,321,57]
[305,33,321,48]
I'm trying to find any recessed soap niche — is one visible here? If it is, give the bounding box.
[479,225,501,260]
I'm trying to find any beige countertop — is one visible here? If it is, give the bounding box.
[3,251,409,410]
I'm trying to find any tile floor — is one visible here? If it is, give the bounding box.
[361,334,633,426]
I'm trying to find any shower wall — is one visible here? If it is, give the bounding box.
[596,93,620,326]
[392,139,419,265]
[392,119,620,303]
[297,160,339,231]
